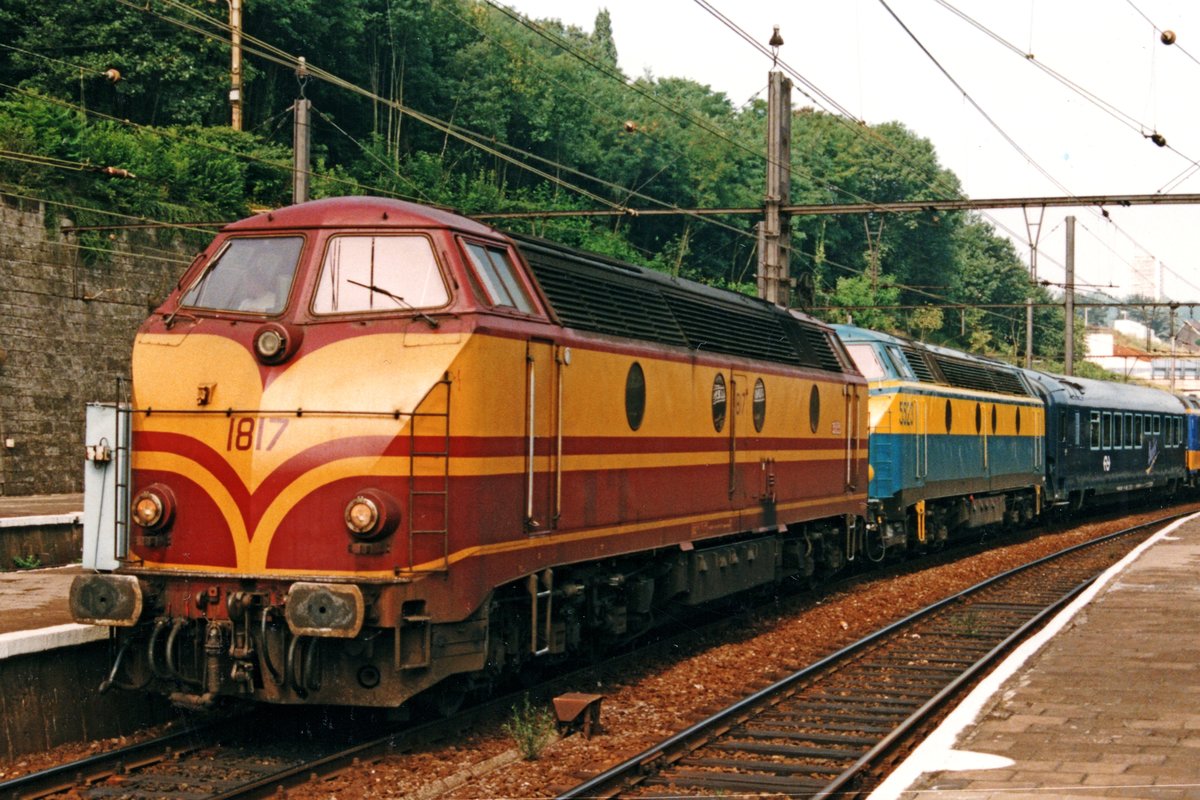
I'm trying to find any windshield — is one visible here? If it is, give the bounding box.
[845,343,889,380]
[181,236,303,314]
[313,235,448,314]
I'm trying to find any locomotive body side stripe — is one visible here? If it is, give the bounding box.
[129,488,868,577]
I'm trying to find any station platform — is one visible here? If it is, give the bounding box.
[0,492,83,522]
[871,512,1200,800]
[0,493,102,656]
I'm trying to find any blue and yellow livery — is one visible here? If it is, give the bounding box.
[834,326,1044,553]
[1180,394,1200,482]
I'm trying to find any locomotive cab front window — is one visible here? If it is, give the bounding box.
[313,235,448,315]
[181,236,303,314]
[844,344,888,380]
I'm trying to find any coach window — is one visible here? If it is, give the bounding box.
[313,235,448,314]
[1135,414,1143,446]
[1089,412,1100,449]
[1124,413,1133,447]
[462,242,536,313]
[1115,414,1124,449]
[1154,415,1162,436]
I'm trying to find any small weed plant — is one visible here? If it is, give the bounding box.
[503,695,557,760]
[12,553,42,570]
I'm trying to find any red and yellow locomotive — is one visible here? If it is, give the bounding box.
[71,196,867,710]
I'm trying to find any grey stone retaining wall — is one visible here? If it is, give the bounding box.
[0,193,191,496]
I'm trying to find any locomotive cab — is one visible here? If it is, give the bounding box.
[73,198,556,707]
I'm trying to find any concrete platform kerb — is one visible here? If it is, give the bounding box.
[870,511,1200,800]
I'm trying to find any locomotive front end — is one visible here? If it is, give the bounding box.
[71,199,489,709]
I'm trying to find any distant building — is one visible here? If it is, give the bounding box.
[1086,322,1200,393]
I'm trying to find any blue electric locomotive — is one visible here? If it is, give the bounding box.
[835,325,1044,554]
[1180,393,1200,487]
[1021,371,1187,510]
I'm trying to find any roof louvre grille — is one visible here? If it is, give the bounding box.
[513,235,842,373]
[899,346,938,383]
[932,355,1030,397]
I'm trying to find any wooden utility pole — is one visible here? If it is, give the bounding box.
[1064,215,1075,375]
[229,0,243,130]
[758,70,792,307]
[293,95,310,203]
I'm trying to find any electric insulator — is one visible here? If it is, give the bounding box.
[1161,30,1177,45]
[104,68,121,83]
[1151,132,1167,147]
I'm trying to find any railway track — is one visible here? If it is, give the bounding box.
[0,512,1179,799]
[554,513,1178,799]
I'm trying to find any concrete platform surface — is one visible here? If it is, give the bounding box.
[872,512,1200,800]
[0,493,83,521]
[0,565,86,636]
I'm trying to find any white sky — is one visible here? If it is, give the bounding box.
[505,0,1200,309]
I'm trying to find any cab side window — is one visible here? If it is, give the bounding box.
[463,242,535,313]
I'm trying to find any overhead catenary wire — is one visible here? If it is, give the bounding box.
[880,0,1193,305]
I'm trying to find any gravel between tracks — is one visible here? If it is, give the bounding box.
[0,506,1186,798]
[300,508,1179,800]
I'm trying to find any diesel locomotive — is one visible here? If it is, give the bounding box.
[70,195,1194,714]
[71,196,869,711]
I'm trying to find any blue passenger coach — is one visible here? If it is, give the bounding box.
[1021,371,1187,510]
[835,325,1044,555]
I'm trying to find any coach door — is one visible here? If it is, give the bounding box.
[524,339,560,533]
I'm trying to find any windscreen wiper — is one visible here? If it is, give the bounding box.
[346,279,439,327]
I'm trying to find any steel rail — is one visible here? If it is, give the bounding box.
[0,723,220,800]
[554,512,1181,799]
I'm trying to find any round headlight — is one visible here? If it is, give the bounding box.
[255,328,284,359]
[252,322,303,365]
[131,484,176,532]
[343,489,401,541]
[133,493,163,528]
[345,496,379,536]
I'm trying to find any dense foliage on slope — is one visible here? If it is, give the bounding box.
[0,0,1070,358]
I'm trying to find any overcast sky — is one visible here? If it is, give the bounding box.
[504,0,1200,309]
